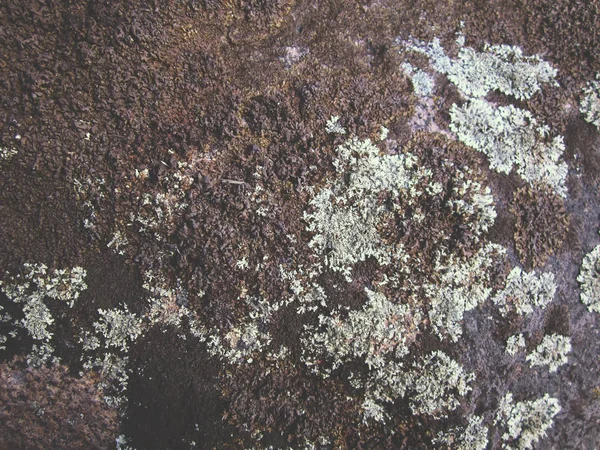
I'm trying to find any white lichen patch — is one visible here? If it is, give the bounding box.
[302,288,421,374]
[79,305,143,408]
[325,115,346,135]
[449,99,568,197]
[304,137,424,278]
[577,244,600,313]
[92,306,143,352]
[526,334,571,373]
[580,73,600,129]
[403,36,567,197]
[433,414,489,450]
[506,334,526,356]
[401,62,435,97]
[425,243,505,341]
[493,267,557,316]
[396,350,474,418]
[0,146,18,161]
[0,263,87,366]
[304,136,496,280]
[405,37,557,100]
[495,393,561,450]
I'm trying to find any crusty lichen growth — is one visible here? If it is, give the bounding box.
[400,350,474,418]
[577,244,600,313]
[91,306,143,352]
[359,350,473,422]
[404,36,567,197]
[434,414,489,450]
[405,37,557,100]
[304,135,497,280]
[401,62,435,96]
[526,334,571,373]
[505,334,526,356]
[580,73,600,129]
[0,264,87,366]
[304,137,426,279]
[425,243,505,341]
[302,288,421,374]
[495,393,561,450]
[493,267,557,316]
[79,305,143,407]
[449,99,568,197]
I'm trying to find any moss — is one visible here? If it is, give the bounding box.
[510,183,569,268]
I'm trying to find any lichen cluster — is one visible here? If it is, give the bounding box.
[580,73,600,129]
[403,36,568,197]
[577,243,600,313]
[0,264,87,367]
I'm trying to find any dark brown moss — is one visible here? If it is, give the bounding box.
[0,357,118,450]
[510,183,570,268]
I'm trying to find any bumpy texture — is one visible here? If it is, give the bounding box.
[511,183,569,268]
[0,357,118,450]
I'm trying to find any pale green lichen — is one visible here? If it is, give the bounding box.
[79,305,143,407]
[434,414,489,450]
[399,350,474,418]
[495,393,561,450]
[580,74,600,129]
[526,334,571,373]
[405,37,558,100]
[506,334,526,356]
[577,244,600,313]
[404,36,567,197]
[449,99,568,197]
[493,267,557,316]
[425,243,506,341]
[304,135,496,280]
[401,62,435,96]
[92,306,143,352]
[325,115,346,135]
[0,263,87,366]
[304,136,426,278]
[302,288,421,374]
[359,350,473,422]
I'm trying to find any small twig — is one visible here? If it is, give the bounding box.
[221,178,246,185]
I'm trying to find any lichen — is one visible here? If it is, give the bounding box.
[526,334,571,373]
[495,393,561,450]
[580,73,600,129]
[400,350,474,418]
[449,99,568,197]
[302,288,421,374]
[577,244,600,313]
[425,243,506,341]
[0,264,87,366]
[403,36,567,197]
[493,267,557,316]
[506,334,526,356]
[401,61,435,96]
[434,414,489,450]
[405,37,557,100]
